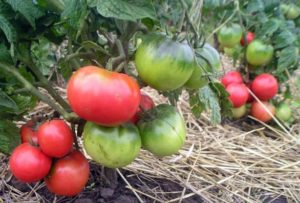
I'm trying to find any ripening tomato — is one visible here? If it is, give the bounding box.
[240,32,255,46]
[67,66,140,126]
[217,23,243,48]
[130,93,155,124]
[221,71,243,87]
[226,83,249,108]
[9,143,52,183]
[251,74,278,101]
[251,101,275,122]
[135,34,196,91]
[246,40,274,66]
[45,151,89,196]
[232,104,247,119]
[20,120,38,144]
[37,119,73,158]
[276,103,292,122]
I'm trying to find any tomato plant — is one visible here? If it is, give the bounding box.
[251,74,278,101]
[226,83,249,108]
[20,120,38,144]
[130,93,155,124]
[45,151,89,197]
[9,143,52,183]
[217,23,243,48]
[135,35,197,91]
[67,66,141,126]
[138,104,186,157]
[83,122,141,168]
[250,101,275,122]
[37,119,74,158]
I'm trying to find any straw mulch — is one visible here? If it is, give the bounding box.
[1,56,300,203]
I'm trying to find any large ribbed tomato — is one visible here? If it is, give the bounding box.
[67,66,141,126]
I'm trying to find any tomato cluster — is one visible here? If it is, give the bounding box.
[10,119,89,196]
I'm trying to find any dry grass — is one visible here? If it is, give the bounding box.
[1,55,300,202]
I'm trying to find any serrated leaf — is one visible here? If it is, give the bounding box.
[277,46,298,73]
[189,91,205,118]
[0,120,20,154]
[256,18,280,37]
[0,89,18,111]
[93,0,156,21]
[247,0,264,13]
[198,85,221,124]
[5,0,44,28]
[274,30,296,49]
[0,14,16,42]
[210,82,232,117]
[0,43,13,64]
[263,0,280,12]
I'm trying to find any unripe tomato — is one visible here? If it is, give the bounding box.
[251,74,278,101]
[135,34,196,91]
[9,143,52,183]
[286,5,300,19]
[83,122,141,168]
[130,93,155,124]
[184,43,221,89]
[276,103,292,122]
[221,71,243,87]
[251,101,275,122]
[67,66,141,126]
[246,40,274,66]
[20,120,38,144]
[45,151,89,196]
[37,119,73,158]
[232,104,247,119]
[240,31,255,46]
[226,83,249,107]
[217,23,243,48]
[138,104,186,157]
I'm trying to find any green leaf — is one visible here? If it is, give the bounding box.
[160,88,183,106]
[247,0,264,13]
[277,46,298,74]
[0,43,13,64]
[198,85,221,124]
[256,18,280,38]
[0,120,20,154]
[273,30,296,49]
[188,91,205,118]
[0,14,16,42]
[0,89,18,111]
[92,0,156,21]
[210,82,232,118]
[5,0,44,28]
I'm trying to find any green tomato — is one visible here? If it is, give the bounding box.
[280,4,290,15]
[276,103,292,122]
[217,24,243,48]
[246,40,274,66]
[83,122,141,168]
[184,43,221,89]
[135,34,196,91]
[138,104,186,157]
[232,104,247,119]
[286,5,300,19]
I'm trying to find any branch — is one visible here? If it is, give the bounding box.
[0,62,80,123]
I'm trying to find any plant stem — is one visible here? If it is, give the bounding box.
[0,62,80,123]
[71,123,79,150]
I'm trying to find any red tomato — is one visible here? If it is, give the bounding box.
[251,74,278,101]
[130,93,155,124]
[37,119,73,158]
[221,71,243,87]
[45,151,89,196]
[251,101,275,122]
[67,66,141,126]
[226,83,249,107]
[246,82,254,103]
[20,120,38,144]
[9,143,52,183]
[240,32,255,46]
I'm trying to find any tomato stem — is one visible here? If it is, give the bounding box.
[71,123,79,150]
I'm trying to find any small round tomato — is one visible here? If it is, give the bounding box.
[20,120,38,144]
[286,4,300,19]
[251,101,275,122]
[251,73,278,101]
[135,34,196,91]
[221,71,243,87]
[138,104,186,157]
[45,151,89,196]
[232,104,247,119]
[83,122,141,168]
[240,32,255,46]
[130,93,155,124]
[9,143,52,183]
[246,40,274,66]
[37,119,73,158]
[226,83,249,108]
[67,66,141,126]
[276,103,292,122]
[217,23,243,48]
[184,43,221,89]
